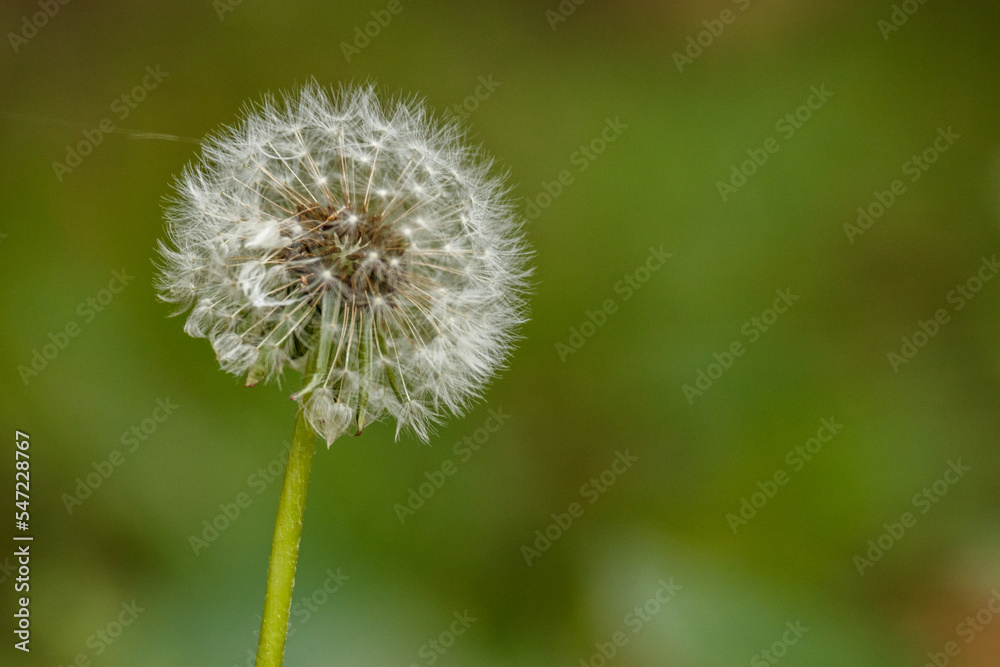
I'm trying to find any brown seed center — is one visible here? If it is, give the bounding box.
[279,202,408,305]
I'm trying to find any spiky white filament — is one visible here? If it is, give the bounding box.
[157,84,530,443]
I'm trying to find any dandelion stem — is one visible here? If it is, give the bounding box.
[255,399,318,666]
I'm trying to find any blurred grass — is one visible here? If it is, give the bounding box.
[2,0,1000,665]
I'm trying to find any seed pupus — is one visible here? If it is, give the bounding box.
[279,201,409,306]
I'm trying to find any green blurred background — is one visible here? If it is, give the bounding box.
[2,1,1000,665]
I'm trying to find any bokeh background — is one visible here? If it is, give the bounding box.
[3,0,1000,665]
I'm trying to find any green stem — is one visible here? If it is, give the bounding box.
[255,405,317,667]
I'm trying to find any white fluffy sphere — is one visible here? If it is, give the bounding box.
[157,84,530,443]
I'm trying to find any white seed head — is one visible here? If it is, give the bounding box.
[157,84,530,443]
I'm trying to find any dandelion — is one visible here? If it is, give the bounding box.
[156,83,529,666]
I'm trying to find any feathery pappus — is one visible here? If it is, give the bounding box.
[157,84,530,444]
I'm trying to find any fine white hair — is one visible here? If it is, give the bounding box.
[157,83,530,443]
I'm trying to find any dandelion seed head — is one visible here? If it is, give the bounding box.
[157,83,530,442]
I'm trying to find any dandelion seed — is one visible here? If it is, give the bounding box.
[157,83,530,443]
